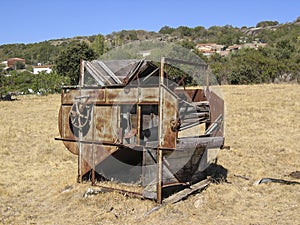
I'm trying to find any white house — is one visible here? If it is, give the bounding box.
[33,65,52,74]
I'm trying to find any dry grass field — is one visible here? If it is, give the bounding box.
[0,84,299,225]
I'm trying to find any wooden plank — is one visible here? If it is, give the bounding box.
[144,178,211,216]
[162,178,211,204]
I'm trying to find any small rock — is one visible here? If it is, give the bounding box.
[194,197,205,208]
[83,187,102,197]
[61,185,74,193]
[290,171,300,179]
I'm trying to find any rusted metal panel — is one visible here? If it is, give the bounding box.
[165,146,206,182]
[62,88,80,105]
[93,106,118,142]
[81,89,106,104]
[94,145,118,166]
[106,87,139,104]
[160,85,178,149]
[81,144,93,176]
[62,88,106,105]
[80,144,119,178]
[58,106,79,155]
[139,87,159,103]
[60,105,75,139]
[206,89,224,137]
[175,88,206,102]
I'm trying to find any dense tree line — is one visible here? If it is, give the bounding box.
[206,38,300,84]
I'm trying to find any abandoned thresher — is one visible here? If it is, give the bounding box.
[56,57,224,203]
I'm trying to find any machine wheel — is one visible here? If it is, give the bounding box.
[69,101,92,136]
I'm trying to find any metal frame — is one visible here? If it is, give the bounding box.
[56,57,225,204]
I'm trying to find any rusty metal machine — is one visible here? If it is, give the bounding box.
[56,57,224,203]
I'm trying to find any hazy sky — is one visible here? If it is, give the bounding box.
[1,0,299,45]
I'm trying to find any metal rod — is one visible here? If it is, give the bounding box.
[156,57,165,204]
[79,59,84,87]
[205,114,223,135]
[92,106,95,185]
[78,128,83,183]
[137,105,141,145]
[94,184,144,199]
[157,148,163,204]
[164,57,208,68]
[97,61,122,84]
[206,65,210,90]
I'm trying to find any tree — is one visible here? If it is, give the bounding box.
[91,34,107,56]
[14,61,25,70]
[54,42,97,85]
[256,20,279,28]
[274,39,296,60]
[159,26,175,34]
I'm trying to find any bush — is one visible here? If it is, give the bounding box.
[0,71,69,95]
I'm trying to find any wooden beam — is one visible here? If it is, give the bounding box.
[145,178,211,216]
[162,178,211,204]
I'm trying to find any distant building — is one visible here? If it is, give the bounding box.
[139,50,151,57]
[195,41,267,57]
[7,58,25,69]
[226,44,242,52]
[33,65,53,74]
[1,60,7,66]
[195,43,225,57]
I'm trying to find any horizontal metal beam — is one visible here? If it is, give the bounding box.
[177,136,224,149]
[164,57,208,69]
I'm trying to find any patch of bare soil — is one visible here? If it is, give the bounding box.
[0,84,299,224]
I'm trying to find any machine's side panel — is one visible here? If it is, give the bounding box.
[93,106,119,142]
[160,86,178,149]
[206,89,224,137]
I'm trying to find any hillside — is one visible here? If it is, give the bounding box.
[1,18,300,64]
[1,17,300,89]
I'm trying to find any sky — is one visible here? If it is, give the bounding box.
[1,0,300,45]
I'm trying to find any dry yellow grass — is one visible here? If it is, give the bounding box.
[0,84,299,225]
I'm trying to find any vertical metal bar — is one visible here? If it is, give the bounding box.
[91,147,95,186]
[91,106,95,185]
[160,57,165,86]
[206,65,210,90]
[78,60,85,182]
[78,128,83,183]
[157,57,165,204]
[79,59,84,87]
[159,57,164,146]
[142,147,146,185]
[77,61,84,182]
[157,148,163,204]
[137,104,141,145]
[116,105,121,142]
